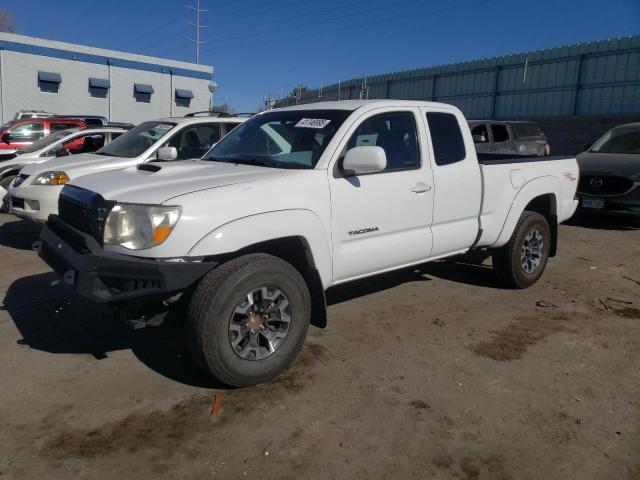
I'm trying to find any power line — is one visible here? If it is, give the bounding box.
[209,0,429,44]
[208,0,492,49]
[208,0,373,37]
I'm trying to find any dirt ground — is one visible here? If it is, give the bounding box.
[0,212,638,480]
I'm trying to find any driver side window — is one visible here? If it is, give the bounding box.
[346,112,420,172]
[165,124,221,160]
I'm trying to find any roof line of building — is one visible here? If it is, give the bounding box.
[0,32,212,81]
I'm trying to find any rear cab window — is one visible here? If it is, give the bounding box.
[426,112,466,166]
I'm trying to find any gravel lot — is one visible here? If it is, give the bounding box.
[0,213,638,480]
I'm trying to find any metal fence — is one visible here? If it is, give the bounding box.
[277,36,640,119]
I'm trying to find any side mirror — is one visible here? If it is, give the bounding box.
[342,146,387,175]
[54,147,70,157]
[2,133,12,144]
[156,146,178,161]
[472,134,486,143]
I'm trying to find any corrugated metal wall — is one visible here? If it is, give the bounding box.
[277,36,640,119]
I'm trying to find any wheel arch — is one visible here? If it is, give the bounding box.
[493,176,560,255]
[0,164,24,181]
[188,210,332,328]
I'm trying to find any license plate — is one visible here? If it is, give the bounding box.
[583,198,605,209]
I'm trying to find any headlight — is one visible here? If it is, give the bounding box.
[103,203,181,250]
[31,171,70,186]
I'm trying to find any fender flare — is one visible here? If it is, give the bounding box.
[493,176,560,248]
[188,209,333,288]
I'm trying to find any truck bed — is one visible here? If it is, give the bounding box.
[475,154,579,248]
[477,153,575,164]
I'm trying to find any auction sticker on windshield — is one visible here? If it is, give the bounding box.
[155,124,174,132]
[296,118,332,129]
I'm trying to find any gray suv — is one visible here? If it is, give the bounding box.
[468,120,550,156]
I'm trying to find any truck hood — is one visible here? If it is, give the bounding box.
[19,153,132,177]
[577,152,640,181]
[69,160,300,204]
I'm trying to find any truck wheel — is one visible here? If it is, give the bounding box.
[186,253,311,387]
[492,211,551,289]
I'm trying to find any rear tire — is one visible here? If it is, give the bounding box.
[186,253,311,387]
[492,211,551,289]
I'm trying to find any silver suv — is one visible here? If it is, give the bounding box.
[468,120,550,156]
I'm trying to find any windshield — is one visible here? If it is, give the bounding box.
[590,127,640,155]
[202,109,352,169]
[95,121,175,158]
[18,129,78,154]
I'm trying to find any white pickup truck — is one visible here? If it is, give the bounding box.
[38,100,579,387]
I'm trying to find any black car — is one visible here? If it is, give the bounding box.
[577,123,640,219]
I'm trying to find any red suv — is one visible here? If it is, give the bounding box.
[0,118,86,158]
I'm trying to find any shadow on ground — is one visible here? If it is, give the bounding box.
[2,272,222,389]
[0,218,41,250]
[4,251,501,387]
[326,249,498,306]
[567,214,640,231]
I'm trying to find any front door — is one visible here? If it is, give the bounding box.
[329,109,434,283]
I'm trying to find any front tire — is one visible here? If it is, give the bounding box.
[492,211,551,289]
[186,253,311,387]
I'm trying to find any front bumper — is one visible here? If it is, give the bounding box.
[576,185,640,218]
[8,183,62,222]
[39,215,216,303]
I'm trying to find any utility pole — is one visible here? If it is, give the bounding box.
[187,0,207,64]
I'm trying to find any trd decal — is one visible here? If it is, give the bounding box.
[348,227,380,236]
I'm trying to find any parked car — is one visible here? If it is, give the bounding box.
[468,120,550,156]
[576,122,640,219]
[13,110,57,120]
[37,100,579,387]
[0,126,126,190]
[8,115,245,222]
[0,118,86,160]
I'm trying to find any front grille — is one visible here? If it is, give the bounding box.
[58,185,115,243]
[58,192,91,234]
[578,175,634,196]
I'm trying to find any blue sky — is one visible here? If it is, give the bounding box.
[4,0,640,111]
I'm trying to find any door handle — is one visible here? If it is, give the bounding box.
[411,183,432,193]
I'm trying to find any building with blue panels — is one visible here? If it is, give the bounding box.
[0,32,214,124]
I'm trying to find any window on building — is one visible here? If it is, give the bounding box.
[89,78,110,99]
[175,89,194,108]
[346,112,420,172]
[491,124,511,143]
[38,71,61,94]
[8,123,45,142]
[426,112,466,166]
[134,83,154,103]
